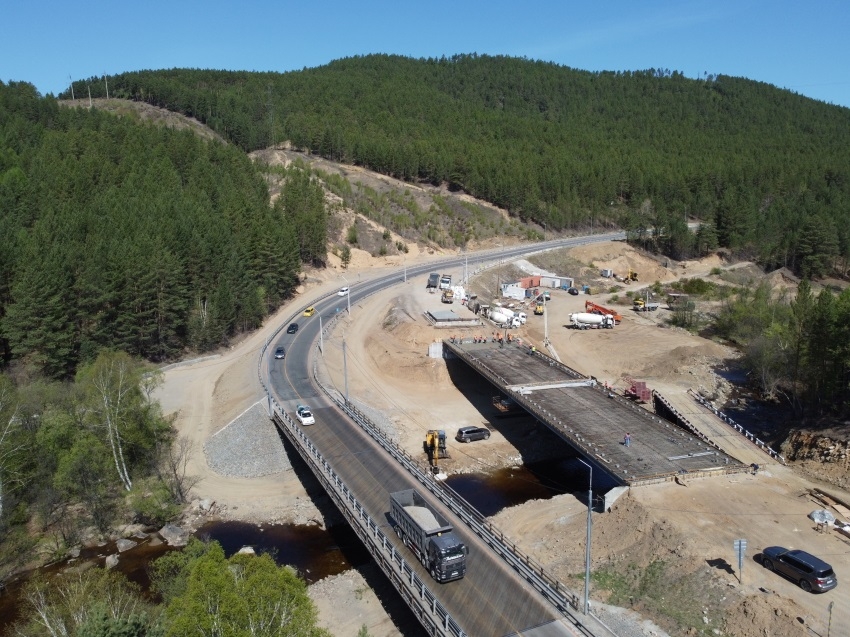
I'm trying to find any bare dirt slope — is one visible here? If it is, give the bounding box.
[157,240,849,637]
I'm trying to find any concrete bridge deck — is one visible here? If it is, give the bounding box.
[444,339,748,485]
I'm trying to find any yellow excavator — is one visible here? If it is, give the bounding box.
[424,430,449,473]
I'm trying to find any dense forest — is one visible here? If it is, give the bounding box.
[0,81,327,379]
[0,79,328,590]
[72,54,850,275]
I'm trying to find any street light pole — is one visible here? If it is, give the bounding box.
[577,458,593,615]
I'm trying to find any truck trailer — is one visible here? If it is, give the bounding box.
[389,489,468,583]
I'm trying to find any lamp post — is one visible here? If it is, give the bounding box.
[577,458,593,614]
[340,274,351,316]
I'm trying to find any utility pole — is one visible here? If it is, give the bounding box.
[543,294,549,346]
[69,75,74,100]
[104,73,109,99]
[87,83,92,108]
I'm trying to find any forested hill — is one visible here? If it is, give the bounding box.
[74,54,850,275]
[0,81,326,379]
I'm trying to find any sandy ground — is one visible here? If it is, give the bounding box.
[156,240,850,637]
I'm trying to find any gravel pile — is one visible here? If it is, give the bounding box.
[204,402,292,477]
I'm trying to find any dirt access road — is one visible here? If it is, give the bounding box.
[157,240,850,637]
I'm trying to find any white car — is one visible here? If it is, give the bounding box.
[338,286,349,296]
[295,404,315,425]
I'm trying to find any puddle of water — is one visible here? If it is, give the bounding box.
[195,521,372,584]
[446,457,612,517]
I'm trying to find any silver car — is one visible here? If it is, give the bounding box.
[455,426,490,443]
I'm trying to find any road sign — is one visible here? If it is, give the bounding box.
[734,539,747,583]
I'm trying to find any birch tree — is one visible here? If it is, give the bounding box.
[77,351,142,492]
[0,375,26,523]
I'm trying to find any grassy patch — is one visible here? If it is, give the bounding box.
[591,561,728,637]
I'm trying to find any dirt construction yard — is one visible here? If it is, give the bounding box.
[156,240,850,637]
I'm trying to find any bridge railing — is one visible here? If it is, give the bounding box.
[267,396,468,637]
[688,389,786,464]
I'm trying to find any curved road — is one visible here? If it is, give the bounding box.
[266,234,622,636]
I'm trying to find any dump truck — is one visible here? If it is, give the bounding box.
[585,300,623,323]
[439,274,452,290]
[390,489,468,583]
[569,312,615,329]
[633,299,660,311]
[426,273,440,289]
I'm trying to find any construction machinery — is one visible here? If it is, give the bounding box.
[585,300,623,323]
[624,269,638,283]
[441,289,454,303]
[533,302,544,315]
[423,429,449,470]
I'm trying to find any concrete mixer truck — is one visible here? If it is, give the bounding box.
[569,312,615,329]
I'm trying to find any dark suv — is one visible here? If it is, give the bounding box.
[455,426,490,443]
[761,546,837,592]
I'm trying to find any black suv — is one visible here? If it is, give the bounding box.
[455,426,490,443]
[287,322,299,334]
[761,546,837,592]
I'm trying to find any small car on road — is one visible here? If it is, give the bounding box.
[567,287,579,296]
[303,307,315,317]
[287,322,299,334]
[455,426,490,443]
[338,286,349,296]
[274,347,286,360]
[295,405,315,425]
[761,546,837,592]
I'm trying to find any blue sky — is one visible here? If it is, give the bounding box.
[3,0,849,108]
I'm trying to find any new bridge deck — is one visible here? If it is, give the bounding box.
[445,340,747,485]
